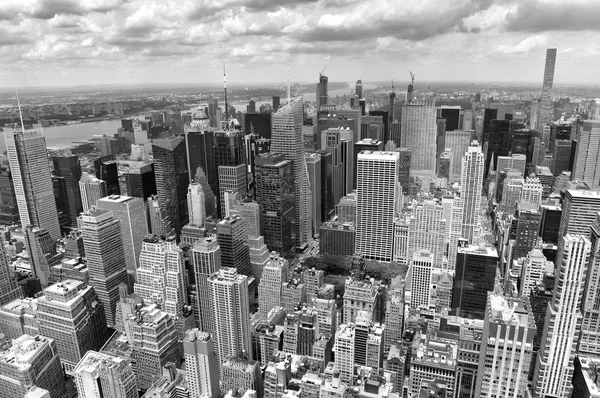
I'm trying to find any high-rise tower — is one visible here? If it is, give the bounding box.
[184,329,220,398]
[580,214,600,356]
[271,97,311,250]
[533,234,590,397]
[191,237,221,333]
[572,121,600,188]
[187,183,206,227]
[460,141,484,244]
[0,243,21,305]
[51,155,82,228]
[536,48,557,129]
[79,172,108,213]
[355,151,399,262]
[5,125,61,240]
[400,99,437,182]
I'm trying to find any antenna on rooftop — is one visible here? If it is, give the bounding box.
[16,90,25,132]
[287,51,291,104]
[223,61,229,124]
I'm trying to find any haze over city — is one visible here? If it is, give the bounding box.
[1,0,600,87]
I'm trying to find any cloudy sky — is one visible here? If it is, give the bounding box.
[1,0,599,88]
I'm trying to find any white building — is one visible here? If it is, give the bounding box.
[74,351,137,398]
[183,329,220,398]
[407,250,434,310]
[79,172,108,213]
[572,121,600,188]
[187,183,206,227]
[460,141,484,244]
[258,254,288,317]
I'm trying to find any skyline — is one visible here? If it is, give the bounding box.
[1,0,600,87]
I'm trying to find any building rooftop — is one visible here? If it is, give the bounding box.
[98,194,135,203]
[0,335,53,371]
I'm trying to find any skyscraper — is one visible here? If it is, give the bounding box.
[123,162,157,200]
[183,329,220,398]
[134,235,191,338]
[579,214,600,356]
[445,130,471,180]
[36,280,109,373]
[97,195,148,279]
[0,334,67,398]
[559,189,600,237]
[152,136,189,234]
[400,99,437,180]
[306,152,322,235]
[460,141,484,244]
[184,113,215,186]
[0,243,21,305]
[408,250,434,310]
[73,351,137,398]
[572,121,600,188]
[537,48,557,129]
[51,155,82,228]
[79,208,129,326]
[258,254,288,317]
[271,97,311,250]
[209,267,252,367]
[407,199,447,268]
[191,237,221,333]
[355,151,399,261]
[187,182,206,227]
[316,74,328,112]
[218,164,247,217]
[94,157,120,196]
[217,215,252,277]
[5,126,61,240]
[533,234,590,397]
[213,129,247,218]
[79,172,108,213]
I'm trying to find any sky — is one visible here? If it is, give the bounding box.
[0,0,599,88]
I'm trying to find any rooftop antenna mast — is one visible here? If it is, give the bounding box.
[287,51,291,104]
[391,79,395,92]
[223,61,229,125]
[16,90,25,132]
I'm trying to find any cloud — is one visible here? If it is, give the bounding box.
[505,0,600,32]
[26,0,128,19]
[494,34,548,54]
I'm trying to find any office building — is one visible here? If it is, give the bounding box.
[258,254,288,317]
[187,182,206,227]
[97,195,147,279]
[409,333,457,397]
[5,125,61,240]
[94,157,119,196]
[572,356,600,398]
[152,136,189,234]
[73,351,137,398]
[551,139,572,176]
[79,172,108,213]
[533,234,590,397]
[460,141,484,244]
[536,48,557,129]
[475,293,535,398]
[401,99,437,176]
[183,329,220,398]
[580,214,600,356]
[572,121,600,188]
[217,215,252,276]
[355,151,399,261]
[184,112,215,186]
[221,356,263,398]
[306,152,322,235]
[408,250,434,310]
[209,267,252,366]
[255,153,294,254]
[353,138,384,189]
[125,304,179,391]
[485,119,511,178]
[0,335,66,398]
[559,189,600,237]
[0,242,20,305]
[343,277,379,324]
[407,199,447,267]
[134,235,190,338]
[513,203,542,262]
[520,249,552,298]
[36,280,108,372]
[191,238,221,333]
[452,245,499,319]
[218,164,247,217]
[319,221,355,256]
[0,167,20,224]
[445,130,471,180]
[271,97,311,250]
[246,113,272,139]
[51,155,82,227]
[79,208,129,326]
[123,162,156,200]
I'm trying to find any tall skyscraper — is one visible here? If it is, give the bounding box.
[134,236,191,338]
[559,189,600,237]
[445,130,471,180]
[475,293,535,398]
[184,113,215,186]
[187,183,206,227]
[123,162,157,200]
[537,48,557,129]
[572,121,600,188]
[209,267,252,366]
[51,155,82,228]
[533,234,590,397]
[79,172,108,213]
[152,136,189,234]
[305,152,322,236]
[407,199,447,268]
[217,215,252,277]
[5,126,61,240]
[73,351,137,398]
[184,329,220,398]
[0,334,67,398]
[579,214,600,356]
[79,208,129,326]
[271,97,311,250]
[460,141,484,244]
[191,237,221,333]
[0,166,21,224]
[36,279,109,372]
[218,164,247,217]
[213,130,247,218]
[316,74,328,111]
[355,151,399,261]
[0,243,21,305]
[400,99,437,179]
[408,250,434,310]
[94,157,120,196]
[97,195,148,279]
[255,153,294,254]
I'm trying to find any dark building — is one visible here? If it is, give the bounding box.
[319,221,355,256]
[152,136,189,234]
[539,204,561,244]
[213,130,247,216]
[452,245,499,319]
[549,123,572,151]
[440,108,460,132]
[51,176,70,232]
[438,152,451,180]
[184,127,215,190]
[390,121,401,147]
[255,153,294,254]
[51,155,83,228]
[397,148,411,194]
[317,150,334,222]
[482,108,498,149]
[0,167,20,224]
[510,128,534,162]
[124,162,157,200]
[121,118,134,132]
[272,96,280,112]
[513,204,542,262]
[528,274,554,378]
[317,113,359,151]
[94,156,120,196]
[551,139,572,176]
[436,118,446,164]
[245,113,272,139]
[370,110,389,144]
[485,119,510,178]
[216,215,252,277]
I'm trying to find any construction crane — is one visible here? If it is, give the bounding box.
[320,65,327,77]
[409,71,415,87]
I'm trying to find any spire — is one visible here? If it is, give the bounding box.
[287,51,291,105]
[16,90,25,132]
[223,61,229,123]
